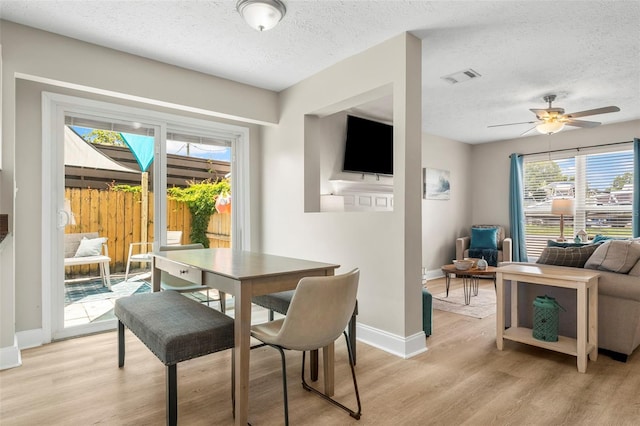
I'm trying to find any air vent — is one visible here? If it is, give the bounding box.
[440,68,481,84]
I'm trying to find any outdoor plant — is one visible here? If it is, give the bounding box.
[168,179,230,247]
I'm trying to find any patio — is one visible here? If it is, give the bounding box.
[64,271,275,328]
[64,272,216,327]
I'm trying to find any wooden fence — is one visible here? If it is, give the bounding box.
[65,188,230,277]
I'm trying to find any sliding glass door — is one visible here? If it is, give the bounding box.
[44,93,250,341]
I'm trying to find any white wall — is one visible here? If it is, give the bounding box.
[422,133,472,275]
[259,33,426,357]
[0,21,276,366]
[471,120,640,229]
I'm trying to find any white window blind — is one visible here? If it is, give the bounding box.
[523,147,634,257]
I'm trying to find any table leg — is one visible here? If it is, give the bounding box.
[322,342,335,397]
[233,281,251,425]
[463,277,471,305]
[576,285,587,373]
[472,276,479,296]
[589,283,598,362]
[496,273,504,350]
[151,257,161,292]
[445,273,451,297]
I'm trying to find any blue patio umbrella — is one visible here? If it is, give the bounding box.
[120,132,155,247]
[120,133,154,172]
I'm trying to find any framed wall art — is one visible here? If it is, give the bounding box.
[423,168,450,200]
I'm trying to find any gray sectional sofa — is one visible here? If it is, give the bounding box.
[503,239,640,361]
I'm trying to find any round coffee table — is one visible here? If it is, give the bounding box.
[440,264,498,305]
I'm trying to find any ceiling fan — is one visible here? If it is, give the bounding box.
[489,95,620,135]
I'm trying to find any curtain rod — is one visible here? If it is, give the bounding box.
[516,140,634,158]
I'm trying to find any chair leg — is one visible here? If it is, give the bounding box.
[301,332,362,420]
[348,313,357,365]
[271,345,289,426]
[220,291,226,314]
[103,261,112,290]
[118,321,125,367]
[167,364,177,426]
[124,258,131,282]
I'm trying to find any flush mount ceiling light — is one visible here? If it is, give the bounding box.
[237,0,286,32]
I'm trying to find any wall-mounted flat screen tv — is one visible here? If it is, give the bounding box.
[342,115,393,176]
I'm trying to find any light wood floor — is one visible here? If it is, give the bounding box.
[1,278,639,425]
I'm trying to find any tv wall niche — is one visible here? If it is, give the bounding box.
[304,88,394,213]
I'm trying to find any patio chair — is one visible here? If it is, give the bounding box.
[124,230,183,281]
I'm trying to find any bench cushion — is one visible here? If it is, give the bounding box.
[115,291,234,365]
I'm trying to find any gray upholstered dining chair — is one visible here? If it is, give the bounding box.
[159,243,225,311]
[250,269,361,425]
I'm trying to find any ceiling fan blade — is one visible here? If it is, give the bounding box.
[520,126,537,136]
[565,119,601,128]
[564,106,620,119]
[529,109,549,119]
[530,108,564,118]
[488,121,537,128]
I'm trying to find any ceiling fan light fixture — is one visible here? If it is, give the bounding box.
[536,120,565,135]
[236,0,286,31]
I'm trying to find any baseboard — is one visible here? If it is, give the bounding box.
[356,323,427,359]
[424,269,445,281]
[0,336,22,370]
[16,328,45,350]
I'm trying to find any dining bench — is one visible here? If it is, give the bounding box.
[115,291,235,426]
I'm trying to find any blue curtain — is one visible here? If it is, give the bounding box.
[509,153,528,262]
[633,138,639,238]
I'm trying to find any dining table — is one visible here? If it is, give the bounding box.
[152,248,340,425]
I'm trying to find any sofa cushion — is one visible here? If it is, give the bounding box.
[628,259,640,277]
[584,240,640,274]
[75,237,107,257]
[536,244,599,268]
[470,227,498,250]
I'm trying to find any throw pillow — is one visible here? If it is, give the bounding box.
[74,237,107,257]
[591,234,628,244]
[584,240,640,274]
[547,240,590,248]
[536,244,599,268]
[470,227,498,250]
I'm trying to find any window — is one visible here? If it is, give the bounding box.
[523,146,634,257]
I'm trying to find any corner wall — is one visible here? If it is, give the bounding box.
[260,33,425,357]
[421,133,472,276]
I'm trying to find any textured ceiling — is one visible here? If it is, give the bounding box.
[1,0,639,144]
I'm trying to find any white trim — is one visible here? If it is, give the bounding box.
[0,336,22,370]
[42,92,252,342]
[16,329,45,350]
[17,72,275,127]
[424,269,445,281]
[356,323,427,359]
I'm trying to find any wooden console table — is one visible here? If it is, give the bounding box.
[495,264,599,373]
